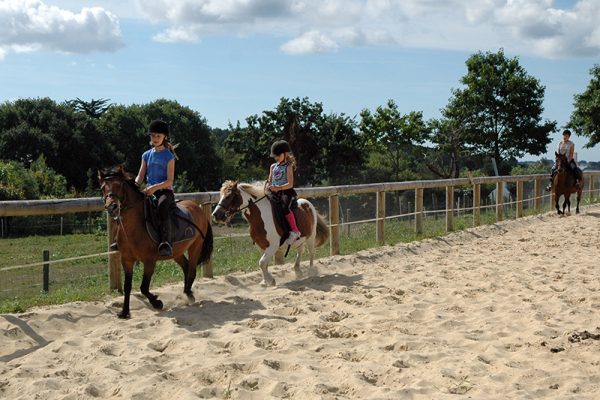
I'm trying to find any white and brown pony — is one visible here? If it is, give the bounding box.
[212,181,328,286]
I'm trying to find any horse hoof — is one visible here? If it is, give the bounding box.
[118,311,130,319]
[152,299,164,310]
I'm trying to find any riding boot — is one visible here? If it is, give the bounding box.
[545,177,553,192]
[158,220,173,256]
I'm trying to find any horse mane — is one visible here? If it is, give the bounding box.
[101,166,144,196]
[238,182,266,199]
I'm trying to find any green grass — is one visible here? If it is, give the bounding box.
[0,198,595,314]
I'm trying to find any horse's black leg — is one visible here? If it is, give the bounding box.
[174,255,194,296]
[119,270,133,319]
[140,267,163,310]
[576,193,581,214]
[555,197,562,215]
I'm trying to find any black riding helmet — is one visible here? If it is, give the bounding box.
[270,140,291,157]
[148,120,169,136]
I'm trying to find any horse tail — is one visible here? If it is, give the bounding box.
[315,213,329,248]
[199,223,213,265]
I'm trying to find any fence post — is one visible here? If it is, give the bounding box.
[415,188,423,235]
[43,250,50,292]
[534,177,542,210]
[107,216,122,292]
[376,191,385,245]
[446,186,454,232]
[517,181,524,218]
[473,183,481,227]
[329,195,340,255]
[201,203,215,277]
[590,175,596,203]
[496,182,504,222]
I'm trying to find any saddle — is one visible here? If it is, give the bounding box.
[144,197,196,244]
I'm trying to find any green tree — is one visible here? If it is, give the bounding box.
[66,98,112,118]
[446,49,556,169]
[567,64,600,148]
[359,100,428,181]
[424,118,468,179]
[225,97,365,185]
[0,98,111,190]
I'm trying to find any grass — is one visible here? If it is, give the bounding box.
[0,198,595,314]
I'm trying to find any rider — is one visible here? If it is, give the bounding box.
[546,129,582,191]
[136,119,179,256]
[267,140,301,244]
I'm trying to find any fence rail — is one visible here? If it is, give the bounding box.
[1,172,599,291]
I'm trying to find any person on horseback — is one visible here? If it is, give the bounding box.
[135,119,179,256]
[546,129,582,192]
[267,140,301,244]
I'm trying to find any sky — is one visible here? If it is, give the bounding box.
[0,0,599,162]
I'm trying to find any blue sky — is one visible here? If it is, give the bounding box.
[0,0,599,161]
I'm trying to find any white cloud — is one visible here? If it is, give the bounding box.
[0,0,123,60]
[281,30,338,55]
[134,0,600,58]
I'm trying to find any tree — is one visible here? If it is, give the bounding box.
[423,118,467,179]
[0,98,111,190]
[567,64,600,148]
[225,97,366,185]
[445,49,556,169]
[359,100,428,181]
[66,98,112,118]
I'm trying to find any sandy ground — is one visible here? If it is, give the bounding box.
[1,205,600,399]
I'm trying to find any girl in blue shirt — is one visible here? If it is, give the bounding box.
[135,120,178,256]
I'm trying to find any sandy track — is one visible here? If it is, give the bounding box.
[1,206,600,399]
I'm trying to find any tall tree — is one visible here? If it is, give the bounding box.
[445,49,556,168]
[424,118,467,179]
[567,64,600,148]
[0,98,110,190]
[225,97,365,185]
[359,100,428,181]
[66,98,112,118]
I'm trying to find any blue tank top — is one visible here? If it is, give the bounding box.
[272,162,291,186]
[142,148,175,186]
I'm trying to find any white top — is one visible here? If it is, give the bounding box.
[557,140,574,159]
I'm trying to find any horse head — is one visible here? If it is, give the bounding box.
[212,180,244,224]
[98,165,142,218]
[555,152,569,173]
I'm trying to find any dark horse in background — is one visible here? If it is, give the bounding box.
[553,152,583,215]
[99,166,213,318]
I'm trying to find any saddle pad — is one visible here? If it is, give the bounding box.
[144,201,196,244]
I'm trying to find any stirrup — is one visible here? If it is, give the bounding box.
[158,242,173,256]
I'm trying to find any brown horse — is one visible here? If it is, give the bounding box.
[553,152,583,215]
[98,166,213,318]
[212,181,328,286]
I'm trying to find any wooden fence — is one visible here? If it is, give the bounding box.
[1,172,599,291]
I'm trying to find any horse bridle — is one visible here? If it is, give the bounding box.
[216,188,268,220]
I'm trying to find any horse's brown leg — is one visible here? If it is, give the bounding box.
[140,261,163,310]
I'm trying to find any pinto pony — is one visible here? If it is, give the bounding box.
[99,166,213,318]
[212,181,328,286]
[553,152,583,215]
